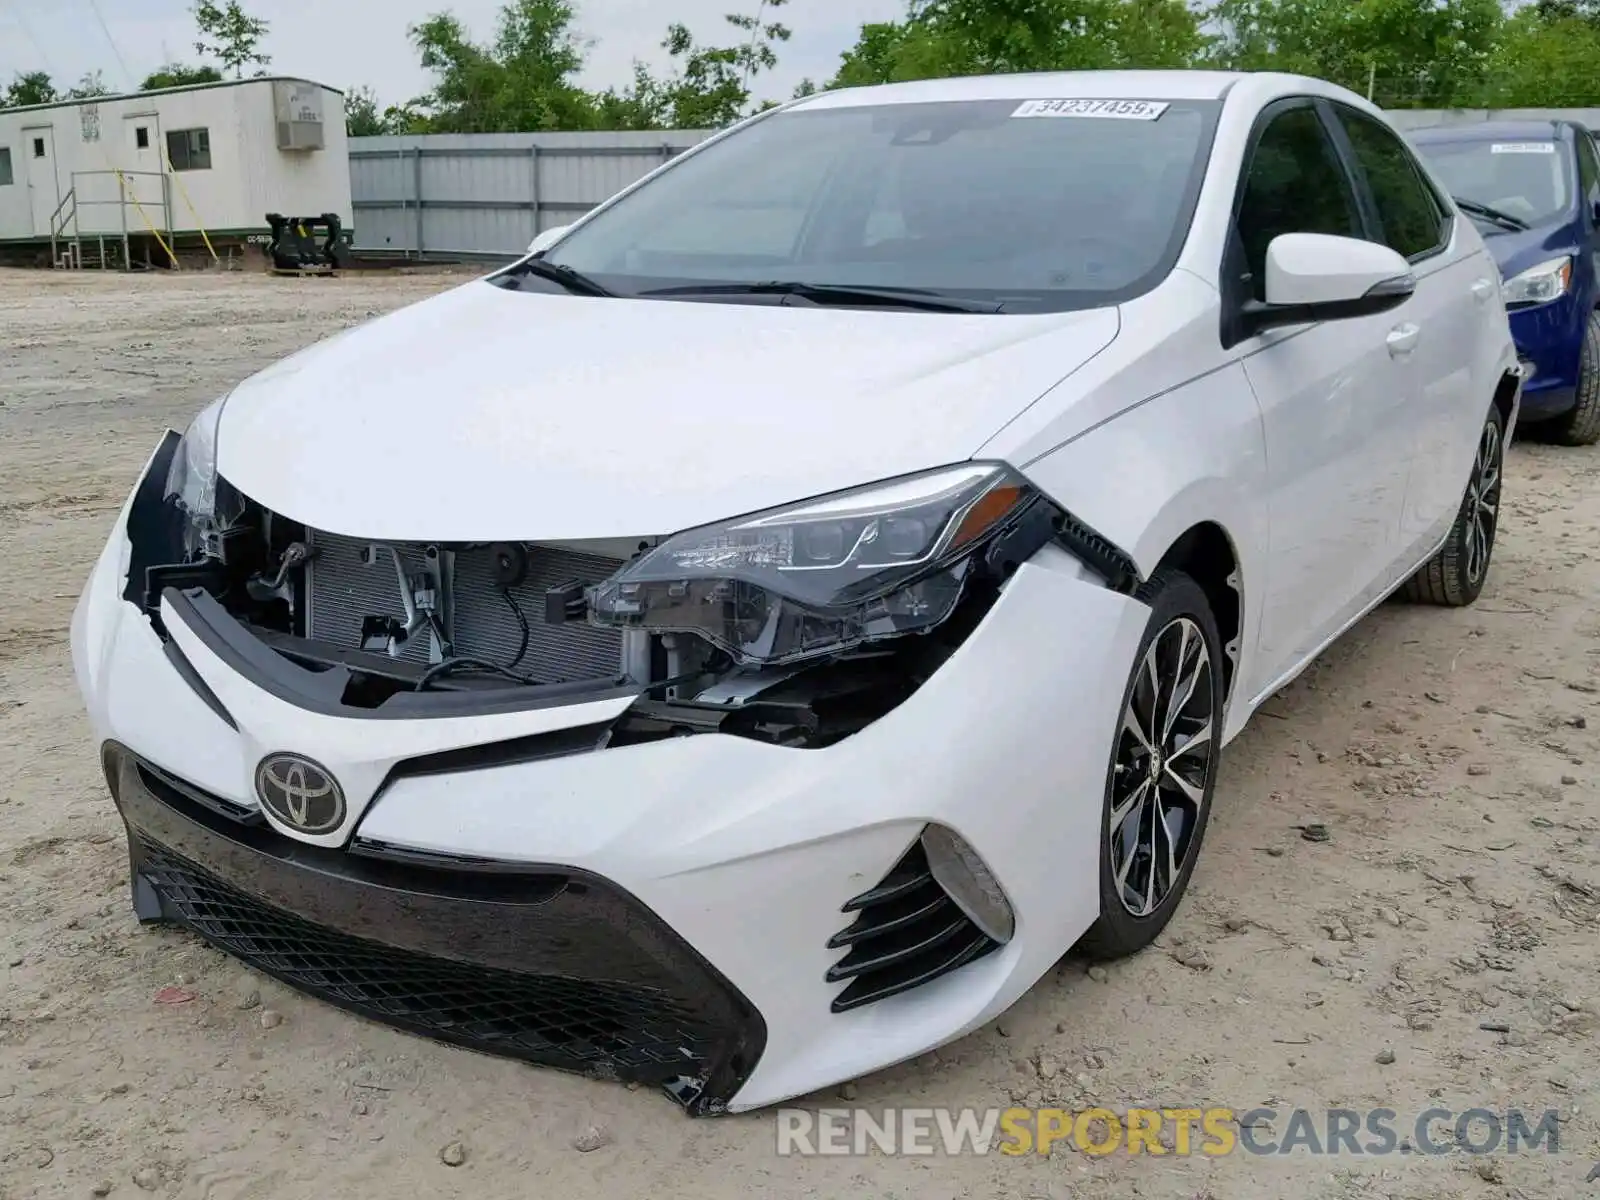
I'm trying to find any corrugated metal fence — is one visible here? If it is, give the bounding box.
[347,130,713,259]
[347,109,1600,259]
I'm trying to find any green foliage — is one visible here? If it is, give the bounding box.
[3,71,58,109]
[194,0,271,80]
[345,86,428,136]
[1207,0,1502,107]
[142,63,226,91]
[830,0,1207,86]
[1477,9,1600,106]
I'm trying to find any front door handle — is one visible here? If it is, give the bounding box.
[1471,278,1496,303]
[1387,323,1421,356]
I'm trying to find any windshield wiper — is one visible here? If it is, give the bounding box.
[1453,197,1529,232]
[638,280,1003,313]
[502,256,614,297]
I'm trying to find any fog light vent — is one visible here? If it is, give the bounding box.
[824,828,1003,1014]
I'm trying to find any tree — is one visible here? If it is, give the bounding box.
[407,1,599,132]
[1478,9,1600,105]
[3,71,58,108]
[142,63,225,90]
[597,1,795,129]
[345,85,427,135]
[68,70,111,99]
[1206,0,1503,107]
[194,0,271,79]
[829,0,1207,87]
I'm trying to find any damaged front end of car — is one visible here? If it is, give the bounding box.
[125,403,1143,746]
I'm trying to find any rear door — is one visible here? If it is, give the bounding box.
[1328,103,1496,566]
[1231,100,1420,694]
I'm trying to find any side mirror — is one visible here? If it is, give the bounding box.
[527,224,571,257]
[1242,233,1415,336]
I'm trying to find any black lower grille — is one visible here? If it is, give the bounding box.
[138,841,710,1073]
[104,743,764,1113]
[825,836,998,1013]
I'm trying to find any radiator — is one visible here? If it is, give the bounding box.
[306,532,626,684]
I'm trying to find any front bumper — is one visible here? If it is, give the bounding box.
[71,440,1148,1112]
[1509,296,1586,419]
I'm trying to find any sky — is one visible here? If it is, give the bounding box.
[0,0,907,106]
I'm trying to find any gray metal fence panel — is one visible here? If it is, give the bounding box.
[347,131,713,259]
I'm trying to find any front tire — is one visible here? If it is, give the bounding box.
[1397,403,1505,607]
[1547,309,1600,447]
[1079,569,1223,962]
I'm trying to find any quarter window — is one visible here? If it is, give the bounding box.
[1335,108,1448,260]
[166,127,212,171]
[1234,105,1363,302]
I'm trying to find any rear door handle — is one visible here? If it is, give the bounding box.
[1387,323,1421,356]
[1471,278,1496,302]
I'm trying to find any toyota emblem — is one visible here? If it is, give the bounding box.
[255,753,345,835]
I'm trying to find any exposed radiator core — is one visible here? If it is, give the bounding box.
[306,532,626,684]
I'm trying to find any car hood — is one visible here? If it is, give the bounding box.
[216,280,1119,542]
[1477,219,1581,281]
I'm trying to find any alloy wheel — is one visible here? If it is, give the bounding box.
[1109,617,1217,918]
[1463,417,1502,586]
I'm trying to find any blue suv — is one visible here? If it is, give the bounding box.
[1411,120,1600,445]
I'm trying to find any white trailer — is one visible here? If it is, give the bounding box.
[0,77,351,268]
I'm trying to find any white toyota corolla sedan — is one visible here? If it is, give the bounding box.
[72,69,1519,1114]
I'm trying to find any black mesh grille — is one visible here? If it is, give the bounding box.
[106,740,765,1114]
[826,836,998,1013]
[138,841,711,1074]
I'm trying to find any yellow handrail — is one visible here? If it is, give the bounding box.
[115,170,179,268]
[159,149,220,266]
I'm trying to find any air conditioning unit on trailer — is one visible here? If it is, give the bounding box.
[274,80,325,151]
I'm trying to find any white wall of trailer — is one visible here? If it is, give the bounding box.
[0,78,351,244]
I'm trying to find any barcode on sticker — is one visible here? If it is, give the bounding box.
[1012,98,1169,120]
[1490,142,1555,154]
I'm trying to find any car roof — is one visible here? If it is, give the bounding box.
[1408,120,1571,144]
[790,68,1371,112]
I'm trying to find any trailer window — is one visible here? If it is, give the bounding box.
[136,127,150,150]
[0,148,12,186]
[166,127,211,171]
[32,137,45,159]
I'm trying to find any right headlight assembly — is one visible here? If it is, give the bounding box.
[587,463,1041,667]
[1501,255,1573,308]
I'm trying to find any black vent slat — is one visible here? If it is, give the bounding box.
[825,836,999,1013]
[840,866,935,912]
[826,884,952,949]
[826,911,972,980]
[830,928,995,1013]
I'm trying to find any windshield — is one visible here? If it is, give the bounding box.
[539,98,1221,313]
[1413,138,1573,228]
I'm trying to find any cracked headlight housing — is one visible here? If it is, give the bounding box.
[163,396,244,559]
[1501,256,1572,308]
[588,463,1039,666]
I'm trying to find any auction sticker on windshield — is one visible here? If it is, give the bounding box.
[1490,142,1556,154]
[1011,99,1169,120]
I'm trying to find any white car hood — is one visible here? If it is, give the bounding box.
[216,280,1119,541]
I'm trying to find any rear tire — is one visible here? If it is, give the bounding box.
[1397,403,1505,607]
[1079,569,1223,962]
[1547,310,1600,447]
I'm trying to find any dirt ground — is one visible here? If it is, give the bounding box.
[2,266,1598,1200]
